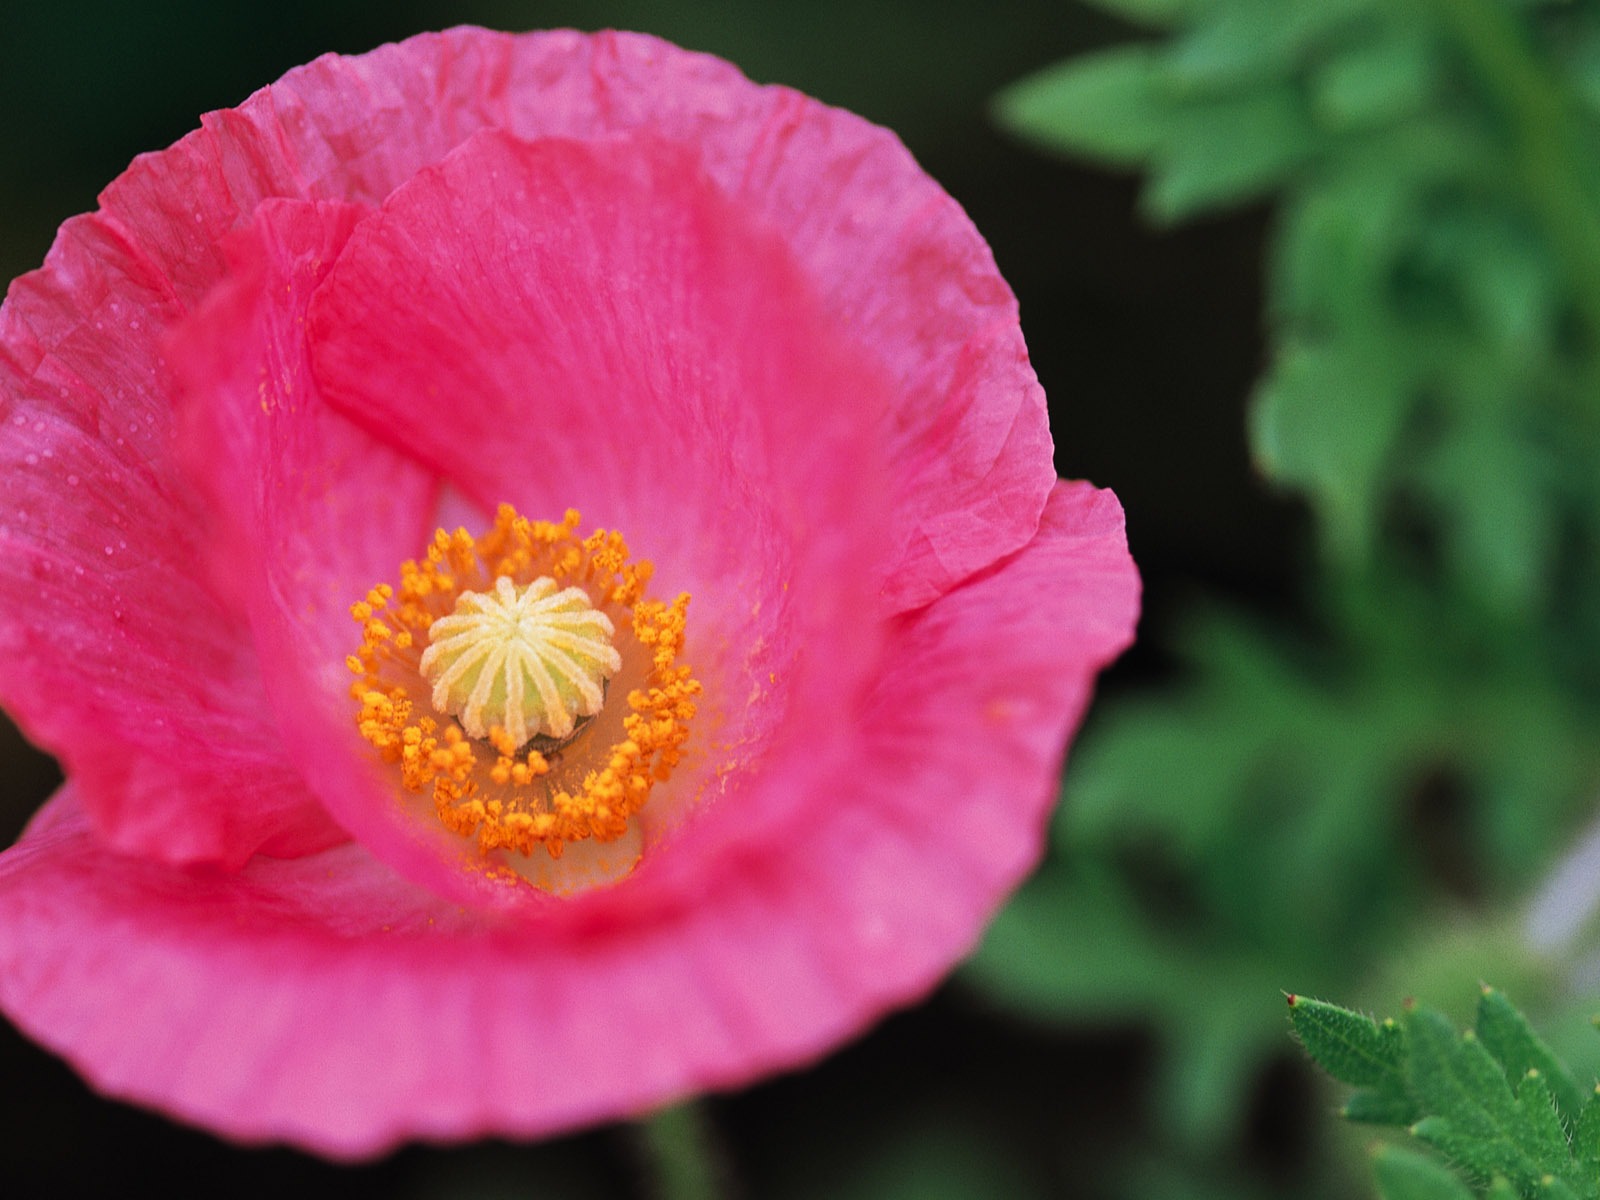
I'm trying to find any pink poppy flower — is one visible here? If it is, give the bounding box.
[0,27,1138,1157]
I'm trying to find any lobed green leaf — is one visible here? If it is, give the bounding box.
[1286,994,1406,1090]
[1405,1010,1557,1185]
[1513,1070,1574,1178]
[1145,85,1313,219]
[1476,986,1585,1124]
[994,49,1169,165]
[1164,0,1371,92]
[1370,1146,1474,1200]
[1249,337,1411,561]
[1573,1087,1600,1170]
[1310,31,1441,129]
[1292,992,1600,1198]
[1346,1088,1428,1126]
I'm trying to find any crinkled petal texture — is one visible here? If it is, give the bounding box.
[0,27,1138,1156]
[0,25,1050,871]
[177,126,894,913]
[0,482,1134,1157]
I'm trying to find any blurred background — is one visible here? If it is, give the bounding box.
[6,1,1598,1197]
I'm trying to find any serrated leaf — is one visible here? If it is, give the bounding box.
[1513,1071,1573,1174]
[1573,1087,1600,1169]
[994,48,1170,165]
[1539,1178,1582,1200]
[1146,85,1314,220]
[1346,1087,1426,1125]
[1287,995,1407,1089]
[1371,1145,1474,1200]
[1405,1011,1558,1185]
[1410,1116,1485,1178]
[1477,987,1585,1123]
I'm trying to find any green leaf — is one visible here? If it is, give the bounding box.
[1295,990,1600,1197]
[1573,1087,1600,1169]
[1447,215,1556,354]
[1370,1146,1474,1200]
[1165,0,1373,92]
[994,48,1170,166]
[1249,338,1411,562]
[1287,994,1406,1090]
[1476,986,1585,1123]
[1420,423,1558,617]
[1514,1071,1574,1175]
[1346,1088,1429,1125]
[1271,163,1415,328]
[1157,996,1283,1147]
[1146,85,1314,219]
[1404,1010,1565,1185]
[963,863,1172,1022]
[1310,31,1441,129]
[1292,998,1420,1139]
[1539,1178,1582,1200]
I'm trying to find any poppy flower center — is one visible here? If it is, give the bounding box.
[346,506,699,867]
[419,575,621,748]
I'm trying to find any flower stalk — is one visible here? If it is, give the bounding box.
[638,1102,725,1200]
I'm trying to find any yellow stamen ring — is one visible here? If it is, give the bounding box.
[347,505,699,861]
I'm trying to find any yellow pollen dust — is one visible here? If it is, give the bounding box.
[419,575,621,747]
[347,506,700,864]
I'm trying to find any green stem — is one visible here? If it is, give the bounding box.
[1428,0,1600,382]
[638,1102,725,1200]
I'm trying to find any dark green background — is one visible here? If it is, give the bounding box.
[0,2,1295,1195]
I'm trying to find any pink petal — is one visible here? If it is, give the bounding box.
[249,27,1053,605]
[1,26,1053,866]
[168,194,466,890]
[0,211,339,869]
[171,195,442,693]
[189,128,895,911]
[0,482,1134,1156]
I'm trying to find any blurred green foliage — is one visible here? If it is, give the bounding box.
[968,0,1600,1195]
